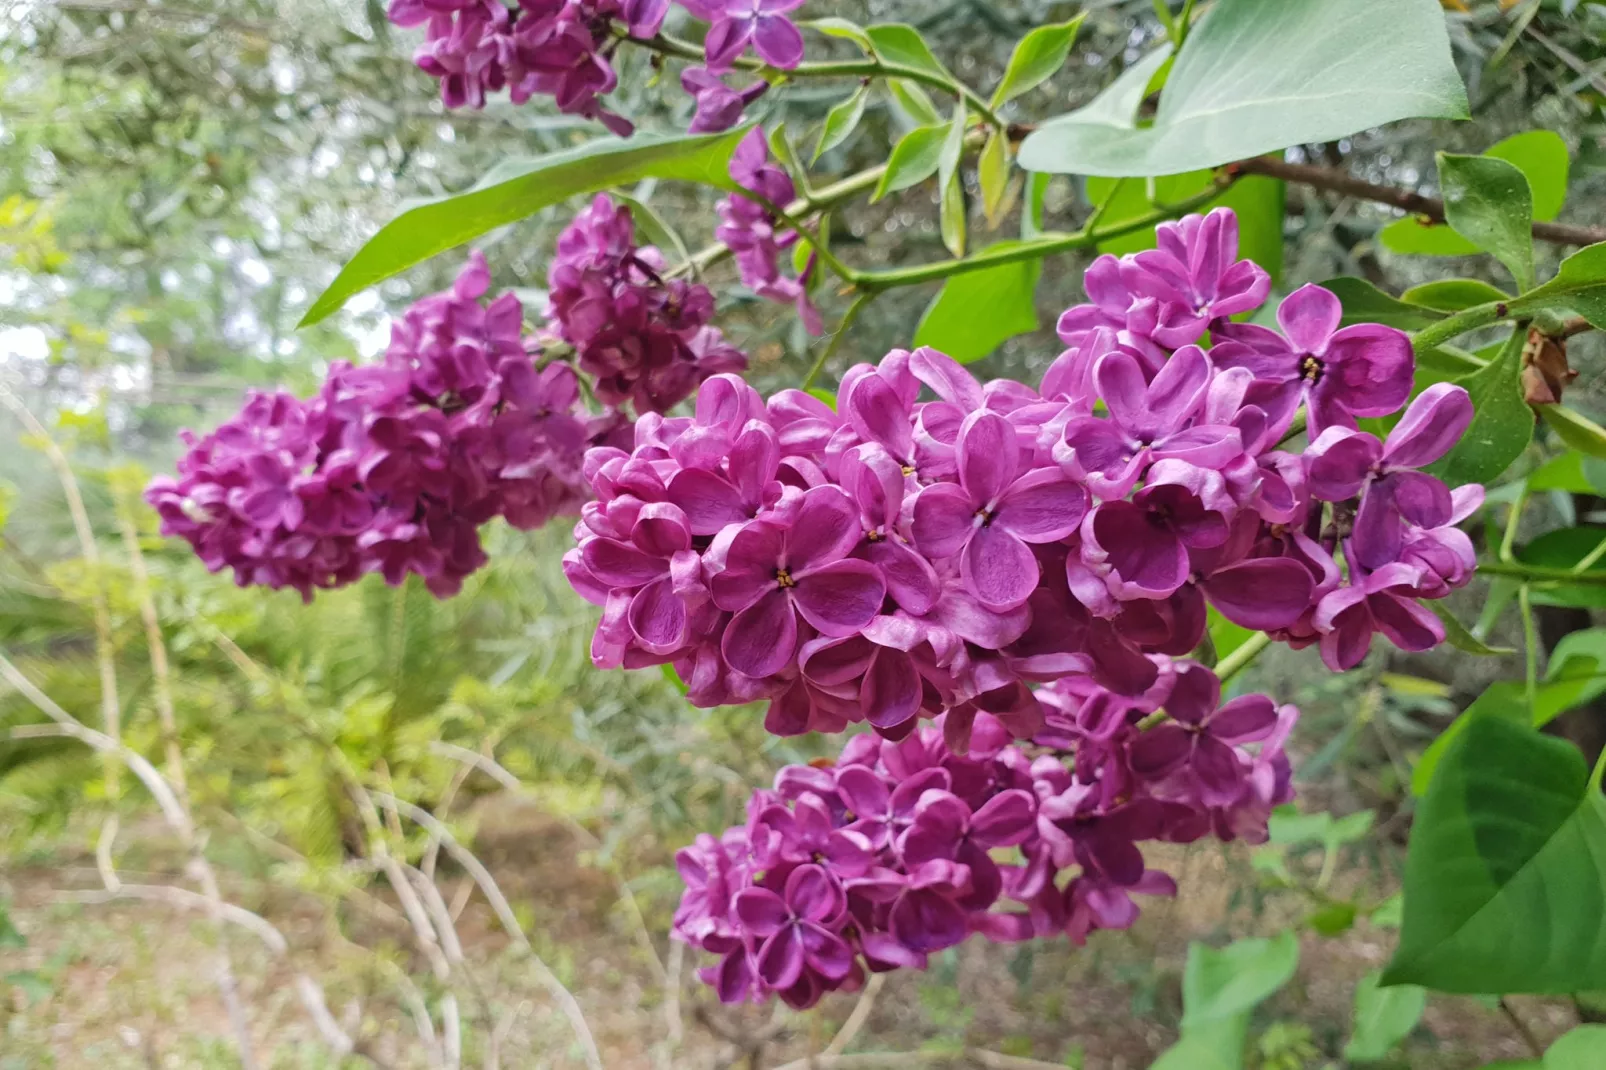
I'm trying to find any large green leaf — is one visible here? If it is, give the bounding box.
[1429,328,1532,488]
[990,17,1085,107]
[1148,1016,1247,1070]
[1384,716,1606,993]
[1344,970,1427,1062]
[299,129,749,326]
[1087,172,1285,280]
[1437,153,1535,289]
[1017,0,1467,177]
[1382,130,1570,257]
[1402,278,1512,312]
[913,243,1041,362]
[1181,931,1300,1027]
[1512,242,1606,330]
[1322,277,1445,330]
[1519,526,1606,609]
[1544,1026,1606,1069]
[1540,405,1606,461]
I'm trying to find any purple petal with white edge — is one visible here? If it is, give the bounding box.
[1320,324,1414,417]
[1203,558,1314,632]
[1209,694,1279,744]
[911,482,977,559]
[628,578,687,654]
[734,886,790,936]
[957,410,1018,506]
[964,523,1039,611]
[970,789,1036,847]
[792,558,886,636]
[786,863,845,923]
[865,540,940,616]
[1276,283,1342,354]
[1383,382,1474,470]
[751,12,804,68]
[995,468,1089,542]
[788,486,863,574]
[863,647,921,728]
[722,588,798,678]
[1304,426,1383,502]
[1370,590,1445,652]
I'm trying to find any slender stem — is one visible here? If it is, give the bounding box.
[803,291,876,390]
[855,176,1235,291]
[1478,561,1606,584]
[1575,533,1606,575]
[1411,300,1513,356]
[635,32,1007,131]
[1174,0,1199,46]
[1215,631,1272,686]
[1500,485,1529,564]
[1520,585,1539,711]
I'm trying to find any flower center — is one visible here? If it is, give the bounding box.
[1300,354,1324,383]
[776,568,797,589]
[974,506,995,528]
[900,464,917,477]
[866,528,883,542]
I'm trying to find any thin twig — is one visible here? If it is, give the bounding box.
[1234,156,1606,246]
[823,973,884,1056]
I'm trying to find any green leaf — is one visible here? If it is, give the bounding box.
[1381,130,1569,258]
[979,131,1011,225]
[299,128,749,326]
[913,242,1041,362]
[802,16,873,54]
[1181,931,1300,1027]
[607,189,689,266]
[1511,242,1606,330]
[1021,172,1050,240]
[864,24,950,79]
[887,79,942,127]
[1528,452,1606,494]
[1429,328,1532,488]
[1539,405,1606,461]
[1437,153,1535,289]
[1017,0,1467,177]
[1087,172,1284,280]
[990,17,1085,107]
[805,388,836,410]
[1344,970,1427,1062]
[1149,1015,1248,1070]
[1401,278,1512,312]
[1544,1025,1606,1069]
[937,102,968,258]
[874,124,947,200]
[1208,606,1255,665]
[813,85,869,163]
[1308,901,1359,936]
[1518,526,1606,609]
[1321,277,1445,330]
[1426,601,1515,657]
[1384,716,1606,993]
[1370,893,1404,929]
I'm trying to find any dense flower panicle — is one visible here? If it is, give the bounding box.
[568,207,1480,757]
[389,0,666,131]
[673,695,1296,1007]
[715,129,823,334]
[548,194,748,413]
[148,254,595,600]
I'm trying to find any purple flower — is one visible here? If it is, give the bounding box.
[900,787,1037,909]
[1128,661,1279,806]
[1314,562,1446,671]
[1214,283,1414,434]
[710,486,886,679]
[1080,460,1231,601]
[911,410,1088,611]
[681,0,807,71]
[716,129,823,335]
[681,66,768,132]
[1126,207,1271,349]
[733,864,854,990]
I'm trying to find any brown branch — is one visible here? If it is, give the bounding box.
[1234,156,1606,247]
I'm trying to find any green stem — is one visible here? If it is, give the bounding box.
[1174,0,1199,47]
[1411,300,1512,355]
[854,176,1236,291]
[637,32,1007,131]
[1499,484,1529,564]
[1573,532,1606,575]
[802,291,875,390]
[1216,632,1272,685]
[1478,561,1606,584]
[1520,584,1539,711]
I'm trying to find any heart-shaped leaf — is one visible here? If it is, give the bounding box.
[1437,152,1536,289]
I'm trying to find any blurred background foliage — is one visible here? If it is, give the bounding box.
[4,0,1606,1066]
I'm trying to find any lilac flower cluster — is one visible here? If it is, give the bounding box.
[147,254,596,599]
[715,130,822,333]
[547,194,747,415]
[387,0,667,130]
[674,682,1297,1008]
[565,207,1481,751]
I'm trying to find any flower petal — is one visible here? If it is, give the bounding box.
[1203,558,1314,632]
[910,482,977,559]
[1384,382,1474,470]
[786,863,845,923]
[722,588,799,678]
[751,12,804,68]
[970,789,1036,847]
[668,469,749,535]
[863,647,922,729]
[734,887,790,937]
[1209,694,1278,744]
[995,469,1089,542]
[792,559,886,636]
[957,410,1018,506]
[628,578,688,654]
[1276,283,1341,354]
[756,927,805,989]
[963,523,1039,611]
